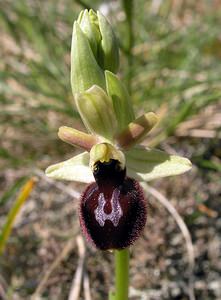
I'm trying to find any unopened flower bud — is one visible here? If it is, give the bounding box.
[71,9,119,94]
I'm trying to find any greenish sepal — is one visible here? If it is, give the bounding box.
[115,112,158,149]
[89,143,125,171]
[126,146,192,181]
[105,71,135,131]
[71,22,105,94]
[75,85,116,140]
[58,126,98,151]
[45,152,93,183]
[97,11,119,73]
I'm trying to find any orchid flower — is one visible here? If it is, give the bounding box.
[45,9,192,251]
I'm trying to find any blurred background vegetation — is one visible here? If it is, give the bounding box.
[0,0,220,299]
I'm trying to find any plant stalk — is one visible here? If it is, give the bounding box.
[114,248,129,300]
[122,0,134,93]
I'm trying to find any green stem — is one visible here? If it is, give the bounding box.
[114,248,129,300]
[122,0,134,93]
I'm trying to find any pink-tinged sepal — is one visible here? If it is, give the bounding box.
[115,112,158,149]
[58,126,98,151]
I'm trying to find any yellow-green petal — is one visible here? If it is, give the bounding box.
[45,152,93,183]
[126,146,192,182]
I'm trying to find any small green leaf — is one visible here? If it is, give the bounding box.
[105,71,135,131]
[126,146,192,181]
[45,152,93,183]
[75,85,116,140]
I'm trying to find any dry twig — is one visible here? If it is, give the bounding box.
[31,238,75,299]
[34,169,81,199]
[83,271,92,300]
[68,235,86,300]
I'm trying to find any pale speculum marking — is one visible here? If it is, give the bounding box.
[95,188,123,227]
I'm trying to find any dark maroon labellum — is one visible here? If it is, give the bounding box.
[79,160,147,250]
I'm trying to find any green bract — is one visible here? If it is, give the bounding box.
[46,9,192,185]
[105,71,135,130]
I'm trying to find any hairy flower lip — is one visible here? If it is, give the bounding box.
[79,177,147,250]
[93,159,126,187]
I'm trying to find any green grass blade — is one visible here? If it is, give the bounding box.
[0,177,27,206]
[0,177,36,255]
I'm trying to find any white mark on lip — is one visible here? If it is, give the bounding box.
[95,188,123,227]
